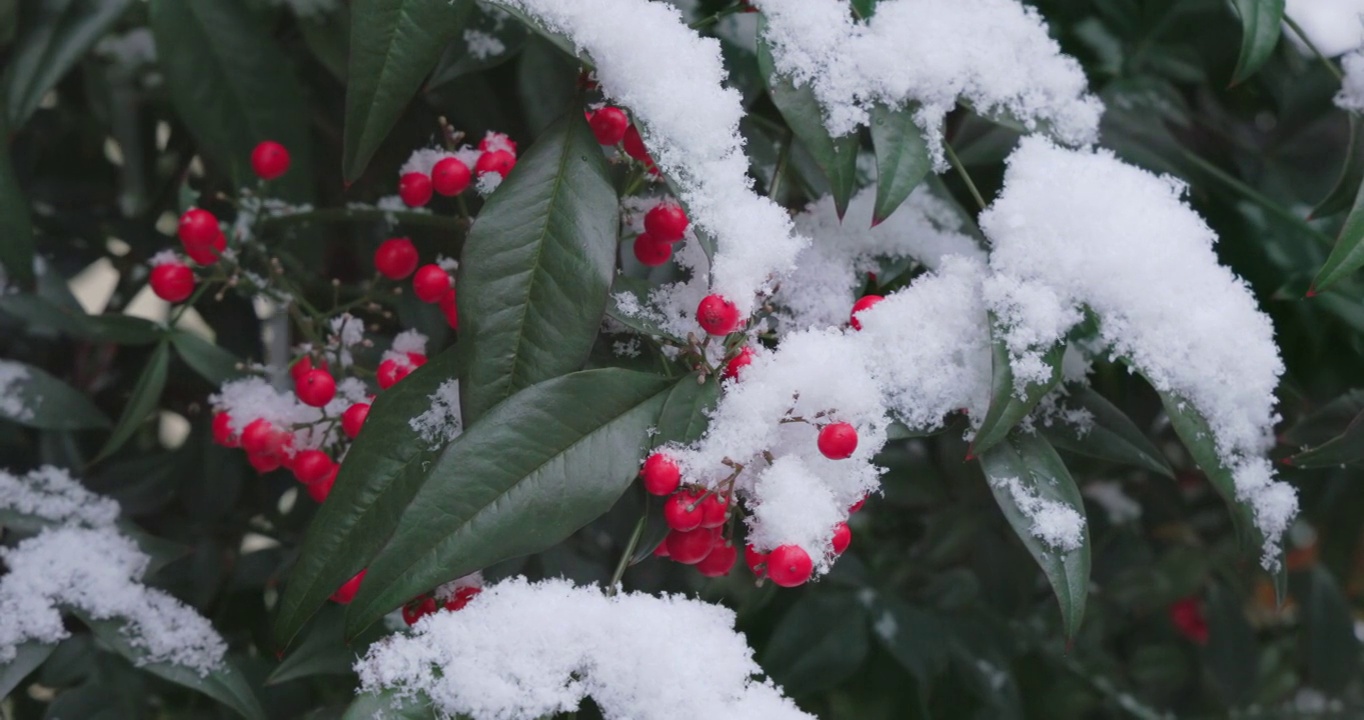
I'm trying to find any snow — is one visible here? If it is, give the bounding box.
[410,380,463,450]
[475,172,504,196]
[992,476,1085,552]
[401,148,456,176]
[210,376,370,454]
[1337,51,1364,112]
[355,577,812,720]
[0,360,34,422]
[149,249,181,268]
[465,30,507,60]
[0,466,120,528]
[1285,0,1364,57]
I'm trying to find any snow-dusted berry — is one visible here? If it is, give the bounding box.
[640,453,681,496]
[296,369,336,407]
[445,586,481,611]
[849,496,867,514]
[766,545,813,587]
[377,359,415,389]
[722,347,754,380]
[402,597,436,626]
[479,132,517,156]
[850,295,884,331]
[831,522,852,555]
[293,450,334,485]
[475,150,516,178]
[211,412,238,448]
[589,106,629,145]
[632,233,671,267]
[177,208,219,247]
[695,542,737,577]
[150,262,195,303]
[412,264,451,303]
[432,157,472,196]
[699,493,729,529]
[406,352,428,368]
[665,527,716,565]
[250,140,290,180]
[744,545,768,578]
[375,238,419,280]
[644,202,688,242]
[342,402,370,439]
[330,569,366,604]
[663,489,705,532]
[696,294,740,336]
[399,172,433,207]
[818,422,858,460]
[439,288,459,329]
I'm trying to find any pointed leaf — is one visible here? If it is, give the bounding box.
[1040,385,1174,478]
[267,605,382,685]
[1284,389,1364,447]
[655,376,720,446]
[1313,113,1364,219]
[0,294,161,344]
[0,112,34,287]
[1229,0,1284,85]
[95,341,170,462]
[1288,406,1364,467]
[170,331,246,385]
[978,432,1090,639]
[425,3,526,93]
[1313,168,1364,291]
[343,0,475,181]
[971,331,1064,457]
[3,0,134,127]
[346,368,671,636]
[0,359,109,430]
[274,347,461,649]
[0,641,56,698]
[869,103,931,226]
[298,8,350,82]
[458,111,619,425]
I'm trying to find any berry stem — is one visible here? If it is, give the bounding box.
[256,206,469,232]
[944,140,986,211]
[607,512,648,595]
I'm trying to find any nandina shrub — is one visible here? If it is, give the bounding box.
[2,0,1364,717]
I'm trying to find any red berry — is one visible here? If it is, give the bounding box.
[183,231,226,265]
[399,172,433,207]
[240,419,276,455]
[665,527,717,565]
[744,545,769,577]
[150,263,195,303]
[723,347,754,380]
[830,522,851,555]
[306,465,338,503]
[250,140,290,180]
[293,449,335,485]
[432,157,472,196]
[663,489,705,532]
[653,542,670,558]
[623,125,650,162]
[696,542,737,577]
[248,452,282,474]
[341,403,370,439]
[402,598,430,626]
[850,294,884,331]
[1169,596,1210,645]
[699,493,729,529]
[766,545,813,587]
[632,233,671,267]
[412,264,451,303]
[406,352,427,368]
[640,453,681,496]
[479,133,517,156]
[374,238,419,280]
[296,369,336,407]
[177,208,219,247]
[644,202,688,242]
[290,355,329,384]
[377,359,414,389]
[439,288,459,329]
[330,569,366,604]
[475,150,516,178]
[818,422,858,460]
[445,586,481,611]
[589,106,629,145]
[211,412,238,448]
[696,294,741,336]
[849,496,867,514]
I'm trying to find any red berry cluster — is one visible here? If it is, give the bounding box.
[373,238,458,329]
[400,585,482,625]
[398,132,519,208]
[632,201,691,268]
[585,105,658,174]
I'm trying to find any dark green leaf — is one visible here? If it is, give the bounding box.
[458,111,619,424]
[761,591,870,695]
[978,432,1089,639]
[3,0,134,126]
[346,368,671,636]
[150,0,313,197]
[1284,389,1364,447]
[1229,0,1283,85]
[343,0,474,181]
[298,8,350,82]
[1040,385,1174,478]
[0,641,56,698]
[516,34,580,135]
[425,3,526,93]
[1312,113,1364,219]
[1312,163,1364,292]
[1156,387,1259,546]
[869,103,931,226]
[1291,566,1360,693]
[606,285,684,344]
[850,0,878,19]
[274,347,461,649]
[0,360,109,429]
[488,2,581,63]
[170,331,246,385]
[870,598,950,687]
[1286,405,1364,467]
[1203,583,1258,707]
[95,341,170,462]
[343,688,434,719]
[655,376,720,446]
[0,111,34,286]
[971,331,1063,457]
[268,606,382,685]
[0,294,162,344]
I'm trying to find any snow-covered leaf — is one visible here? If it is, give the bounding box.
[2,0,133,127]
[970,333,1063,456]
[426,2,527,92]
[1041,385,1174,478]
[0,360,110,430]
[869,103,931,226]
[1229,0,1284,86]
[94,340,170,462]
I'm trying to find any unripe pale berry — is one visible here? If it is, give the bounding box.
[632,233,671,267]
[723,347,754,380]
[432,157,472,196]
[293,450,334,485]
[665,527,717,565]
[374,238,419,279]
[330,569,366,604]
[744,545,769,577]
[699,493,729,529]
[296,369,337,407]
[150,263,195,303]
[399,172,433,207]
[341,403,370,439]
[818,422,858,460]
[589,106,629,145]
[696,294,740,336]
[640,453,681,496]
[439,288,459,329]
[644,202,688,242]
[663,489,705,532]
[250,140,290,180]
[695,542,737,577]
[850,294,884,331]
[766,545,814,587]
[177,208,219,247]
[475,150,516,178]
[307,465,338,502]
[831,521,852,555]
[183,231,226,265]
[412,264,451,303]
[211,412,238,448]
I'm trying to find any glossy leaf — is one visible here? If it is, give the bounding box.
[0,360,109,430]
[1229,0,1283,86]
[761,591,870,695]
[343,0,474,181]
[1286,405,1364,467]
[346,368,671,636]
[0,641,55,698]
[425,3,526,93]
[1041,385,1174,478]
[3,0,133,126]
[0,111,34,286]
[268,605,382,685]
[1284,389,1364,447]
[274,347,461,649]
[458,111,619,425]
[971,331,1064,457]
[978,432,1090,639]
[170,331,246,385]
[655,376,720,446]
[869,103,931,226]
[1312,113,1364,219]
[95,340,170,462]
[1312,166,1364,291]
[0,294,161,344]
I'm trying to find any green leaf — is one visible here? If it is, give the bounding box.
[346,368,671,636]
[343,688,434,719]
[1284,389,1364,447]
[757,24,859,218]
[488,1,581,63]
[1291,567,1360,694]
[425,3,526,93]
[79,614,266,720]
[978,432,1090,639]
[2,0,134,127]
[0,112,34,287]
[1287,405,1364,467]
[0,360,109,429]
[970,332,1063,457]
[0,641,56,698]
[1312,113,1364,219]
[870,598,950,687]
[95,341,170,462]
[1229,0,1283,85]
[150,0,313,197]
[298,8,350,82]
[343,0,475,182]
[274,347,461,649]
[170,331,246,385]
[458,111,619,425]
[268,605,381,685]
[606,285,684,344]
[1040,385,1174,478]
[516,34,580,135]
[761,591,870,695]
[869,103,931,226]
[655,376,720,446]
[0,294,162,344]
[1312,167,1364,291]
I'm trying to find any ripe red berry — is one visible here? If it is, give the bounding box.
[374,238,419,280]
[292,449,335,485]
[211,412,238,448]
[432,157,472,196]
[307,465,338,503]
[479,133,517,156]
[240,419,276,455]
[289,355,328,384]
[699,493,729,529]
[831,522,852,555]
[644,202,689,242]
[640,453,681,496]
[589,106,630,145]
[399,172,433,207]
[445,586,481,611]
[632,233,671,267]
[439,288,459,329]
[850,294,884,331]
[723,347,754,380]
[818,422,858,460]
[663,489,705,532]
[177,208,219,247]
[475,149,516,178]
[849,496,867,513]
[296,369,336,407]
[341,403,370,439]
[665,527,717,565]
[623,125,650,162]
[696,542,737,577]
[412,264,451,303]
[402,597,433,626]
[377,359,415,389]
[766,545,814,587]
[653,542,670,558]
[1169,596,1209,645]
[696,294,741,336]
[183,231,226,265]
[744,545,769,577]
[250,140,290,180]
[330,569,366,604]
[406,352,428,368]
[150,263,195,303]
[248,452,282,474]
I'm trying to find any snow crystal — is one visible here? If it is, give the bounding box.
[384,331,430,368]
[401,148,455,177]
[329,313,366,367]
[0,466,120,528]
[1337,51,1364,112]
[434,572,484,603]
[1083,480,1142,525]
[992,476,1085,552]
[149,249,181,269]
[355,577,811,720]
[1285,0,1364,57]
[211,376,368,454]
[0,360,34,422]
[612,337,641,358]
[464,30,507,60]
[475,172,504,196]
[410,380,463,450]
[746,456,847,560]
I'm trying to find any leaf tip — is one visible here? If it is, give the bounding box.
[1306,284,1317,298]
